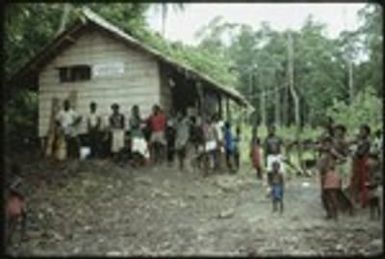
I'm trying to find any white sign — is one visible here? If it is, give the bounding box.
[93,62,124,77]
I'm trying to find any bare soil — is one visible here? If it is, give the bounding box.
[7,158,383,256]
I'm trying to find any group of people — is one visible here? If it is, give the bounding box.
[54,101,382,219]
[54,99,242,172]
[247,118,383,219]
[317,122,382,220]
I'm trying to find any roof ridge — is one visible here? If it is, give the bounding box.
[9,7,250,107]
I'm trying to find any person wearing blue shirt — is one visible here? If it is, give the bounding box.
[224,121,235,172]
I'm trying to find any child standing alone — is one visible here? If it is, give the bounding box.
[271,161,284,214]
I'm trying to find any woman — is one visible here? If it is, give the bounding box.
[350,124,371,208]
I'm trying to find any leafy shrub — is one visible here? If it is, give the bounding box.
[326,88,383,134]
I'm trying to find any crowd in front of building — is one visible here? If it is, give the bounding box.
[52,99,383,219]
[53,99,241,172]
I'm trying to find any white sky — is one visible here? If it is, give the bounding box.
[146,3,367,45]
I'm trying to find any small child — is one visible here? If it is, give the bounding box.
[6,164,27,245]
[323,158,341,220]
[250,130,262,180]
[271,161,284,214]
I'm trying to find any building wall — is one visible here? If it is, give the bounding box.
[157,64,173,115]
[38,29,161,137]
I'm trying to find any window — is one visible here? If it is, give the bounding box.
[58,65,91,82]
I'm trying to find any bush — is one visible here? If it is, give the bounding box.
[5,89,38,154]
[326,88,382,135]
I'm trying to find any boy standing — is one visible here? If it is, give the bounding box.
[323,158,341,220]
[148,105,167,164]
[264,125,284,175]
[271,161,284,214]
[250,126,263,180]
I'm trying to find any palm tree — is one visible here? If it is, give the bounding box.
[57,3,71,35]
[155,3,185,37]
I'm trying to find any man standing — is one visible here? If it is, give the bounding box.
[87,102,102,159]
[148,105,167,164]
[165,110,177,166]
[56,99,82,159]
[175,111,190,171]
[109,103,125,160]
[264,125,284,175]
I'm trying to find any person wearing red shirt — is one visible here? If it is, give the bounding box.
[148,105,167,164]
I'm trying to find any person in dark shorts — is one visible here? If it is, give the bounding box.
[271,161,284,214]
[165,111,177,166]
[175,111,190,171]
[233,126,241,171]
[223,121,235,172]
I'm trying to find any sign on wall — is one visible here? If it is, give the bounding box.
[93,62,125,77]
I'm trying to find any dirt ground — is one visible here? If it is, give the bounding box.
[7,158,383,256]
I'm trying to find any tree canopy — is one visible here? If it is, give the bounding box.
[4,3,383,152]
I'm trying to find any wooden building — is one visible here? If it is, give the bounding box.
[9,8,250,138]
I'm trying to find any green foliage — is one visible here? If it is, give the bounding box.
[5,89,38,151]
[4,3,383,156]
[326,88,383,133]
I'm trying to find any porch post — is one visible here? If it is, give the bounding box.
[226,97,232,123]
[196,81,205,121]
[218,93,223,119]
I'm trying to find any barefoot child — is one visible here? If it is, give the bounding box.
[250,127,263,180]
[271,161,284,214]
[323,158,341,220]
[6,164,27,245]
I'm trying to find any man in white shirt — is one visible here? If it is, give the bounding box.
[56,99,82,159]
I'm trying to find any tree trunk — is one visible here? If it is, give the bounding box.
[161,4,167,37]
[282,82,289,127]
[57,4,71,35]
[348,60,354,105]
[274,73,280,127]
[259,72,266,127]
[287,32,300,128]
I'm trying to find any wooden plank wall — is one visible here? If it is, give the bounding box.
[38,29,161,137]
[158,64,173,115]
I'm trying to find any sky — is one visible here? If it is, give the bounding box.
[146,3,367,46]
